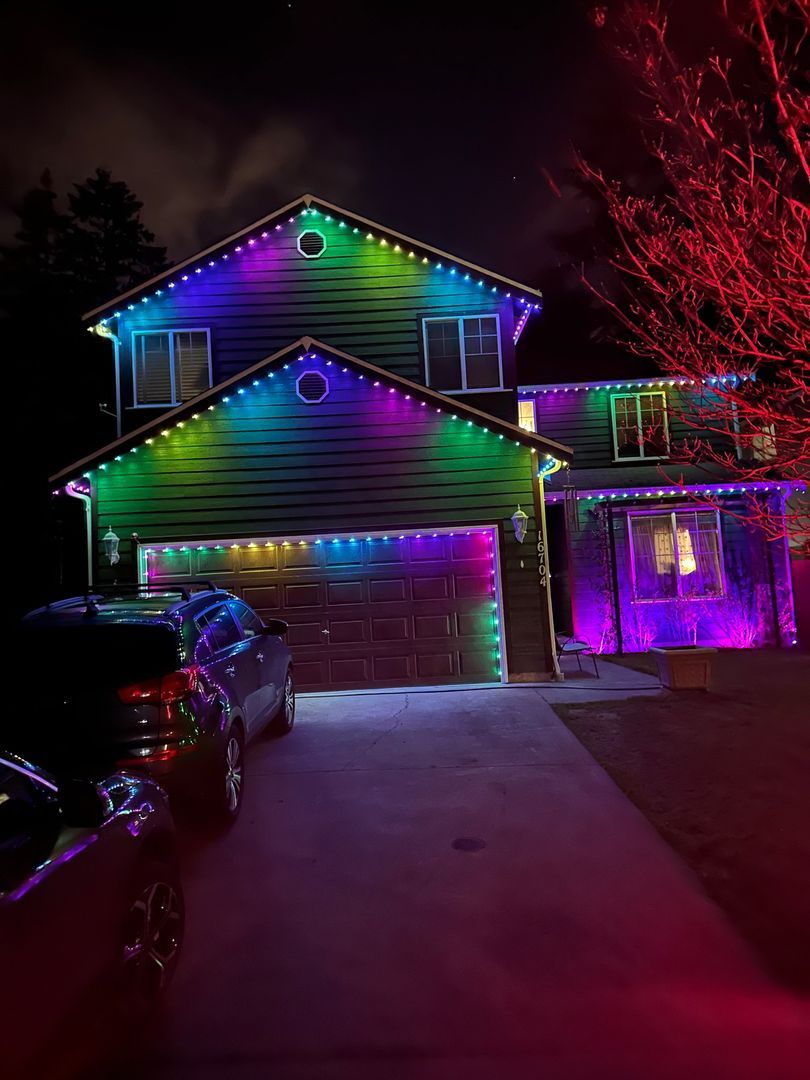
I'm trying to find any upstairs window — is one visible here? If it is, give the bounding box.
[611,391,669,460]
[133,330,212,406]
[422,315,503,392]
[629,510,725,601]
[518,400,536,433]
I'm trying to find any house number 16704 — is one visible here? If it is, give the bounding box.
[537,540,547,587]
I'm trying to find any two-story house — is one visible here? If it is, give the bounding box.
[50,195,572,691]
[517,376,801,653]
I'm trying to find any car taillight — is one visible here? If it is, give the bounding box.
[117,666,200,706]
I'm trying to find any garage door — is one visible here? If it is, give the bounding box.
[142,528,504,691]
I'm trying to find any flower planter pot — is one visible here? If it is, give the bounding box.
[650,646,717,690]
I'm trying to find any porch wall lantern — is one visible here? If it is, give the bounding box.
[103,526,120,565]
[511,505,529,543]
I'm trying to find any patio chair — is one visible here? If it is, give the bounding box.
[555,632,599,678]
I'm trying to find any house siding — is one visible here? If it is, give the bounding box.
[565,494,792,652]
[525,385,732,469]
[115,213,518,431]
[91,355,554,678]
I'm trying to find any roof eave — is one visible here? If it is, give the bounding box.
[50,336,571,485]
[83,194,542,323]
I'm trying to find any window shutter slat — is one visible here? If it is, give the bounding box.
[135,334,172,405]
[175,332,210,401]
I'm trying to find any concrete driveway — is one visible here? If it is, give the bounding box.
[130,686,809,1079]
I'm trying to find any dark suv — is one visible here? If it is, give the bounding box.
[11,583,295,824]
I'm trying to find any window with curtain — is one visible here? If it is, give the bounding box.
[133,330,212,406]
[611,392,669,459]
[629,510,724,600]
[518,400,536,432]
[422,315,502,391]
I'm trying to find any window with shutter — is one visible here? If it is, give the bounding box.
[132,329,212,406]
[134,333,172,405]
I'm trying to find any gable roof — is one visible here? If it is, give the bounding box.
[50,337,572,485]
[83,194,543,323]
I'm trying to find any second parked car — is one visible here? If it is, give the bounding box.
[11,583,295,824]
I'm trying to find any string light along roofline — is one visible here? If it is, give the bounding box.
[83,194,542,326]
[49,338,572,488]
[518,374,755,396]
[543,480,807,503]
[141,525,499,557]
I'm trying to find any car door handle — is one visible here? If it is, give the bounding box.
[256,652,264,663]
[225,664,236,677]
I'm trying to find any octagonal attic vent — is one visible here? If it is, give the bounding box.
[297,229,326,259]
[296,370,329,403]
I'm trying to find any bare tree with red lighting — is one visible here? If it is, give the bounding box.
[581,0,810,543]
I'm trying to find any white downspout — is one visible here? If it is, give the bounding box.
[65,482,93,589]
[535,456,565,680]
[90,324,122,439]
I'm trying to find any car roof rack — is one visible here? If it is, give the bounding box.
[85,581,220,604]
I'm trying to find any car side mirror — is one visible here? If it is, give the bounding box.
[262,618,289,637]
[58,779,107,828]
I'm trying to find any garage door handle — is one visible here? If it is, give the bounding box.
[225,664,236,677]
[321,629,330,636]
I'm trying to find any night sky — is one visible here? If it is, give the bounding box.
[1,0,718,374]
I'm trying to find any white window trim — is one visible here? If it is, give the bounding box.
[131,328,213,408]
[610,390,670,462]
[518,399,537,433]
[422,314,504,393]
[627,507,727,602]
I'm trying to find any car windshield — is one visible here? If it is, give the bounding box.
[17,622,180,689]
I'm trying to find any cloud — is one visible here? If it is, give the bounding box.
[0,38,362,257]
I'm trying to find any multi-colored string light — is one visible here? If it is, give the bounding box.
[52,350,566,493]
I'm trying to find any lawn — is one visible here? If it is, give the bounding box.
[553,649,810,990]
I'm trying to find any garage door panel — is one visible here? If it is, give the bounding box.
[459,648,497,675]
[368,544,407,565]
[326,580,365,605]
[370,578,407,603]
[457,610,491,637]
[328,619,366,644]
[198,550,232,574]
[286,621,325,646]
[284,582,322,607]
[295,660,328,687]
[450,535,486,561]
[325,546,363,567]
[413,614,452,639]
[151,551,192,578]
[409,537,446,561]
[455,574,493,598]
[330,657,369,683]
[371,617,409,641]
[416,653,455,678]
[411,577,450,601]
[241,547,279,571]
[280,545,320,570]
[373,656,411,681]
[241,584,281,611]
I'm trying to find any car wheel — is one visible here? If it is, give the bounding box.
[270,669,295,736]
[119,859,184,1016]
[216,723,245,824]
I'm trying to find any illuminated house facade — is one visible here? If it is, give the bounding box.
[517,378,802,653]
[51,196,571,691]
